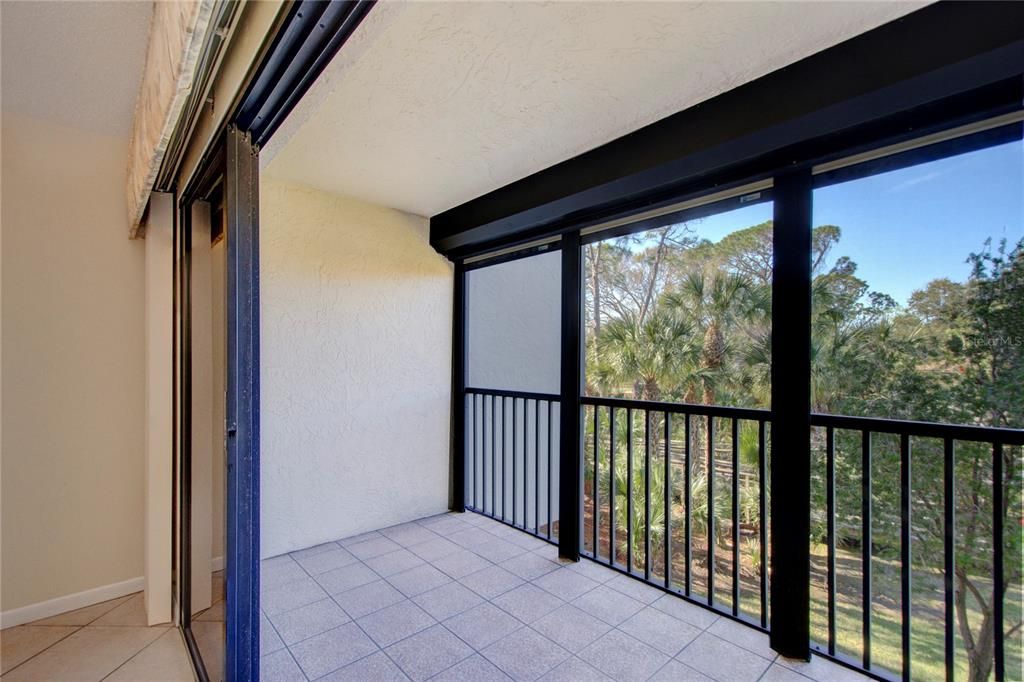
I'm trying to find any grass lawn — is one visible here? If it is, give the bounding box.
[809,544,1022,681]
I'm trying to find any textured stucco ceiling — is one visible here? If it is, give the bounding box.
[1,1,152,137]
[263,1,927,218]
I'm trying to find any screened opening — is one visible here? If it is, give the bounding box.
[582,196,773,408]
[465,247,562,540]
[808,124,1024,680]
[579,190,774,622]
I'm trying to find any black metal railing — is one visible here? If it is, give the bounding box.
[580,396,771,629]
[461,393,1022,681]
[465,388,560,543]
[809,413,1023,682]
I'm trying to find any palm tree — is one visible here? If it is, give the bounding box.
[611,446,667,570]
[592,307,698,401]
[663,271,760,405]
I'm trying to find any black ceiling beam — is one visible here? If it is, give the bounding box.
[430,1,1024,258]
[235,0,374,149]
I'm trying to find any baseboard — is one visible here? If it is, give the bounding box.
[1,576,145,629]
[211,555,224,572]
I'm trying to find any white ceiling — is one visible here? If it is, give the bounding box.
[263,1,926,218]
[1,1,152,137]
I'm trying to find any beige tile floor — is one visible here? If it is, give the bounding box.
[1,591,196,681]
[260,511,872,681]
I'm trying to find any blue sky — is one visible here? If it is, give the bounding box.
[684,138,1023,306]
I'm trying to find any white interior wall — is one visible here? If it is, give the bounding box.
[1,113,146,622]
[260,177,453,558]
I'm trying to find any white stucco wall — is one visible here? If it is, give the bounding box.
[260,177,453,558]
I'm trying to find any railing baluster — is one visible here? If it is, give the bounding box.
[506,397,511,523]
[731,418,740,617]
[522,399,527,530]
[478,394,482,510]
[645,410,652,582]
[685,413,692,597]
[548,400,553,541]
[665,412,672,589]
[479,396,483,513]
[513,398,518,526]
[470,393,476,510]
[627,408,634,575]
[862,429,872,671]
[477,394,482,511]
[504,397,509,522]
[708,415,716,606]
[900,433,911,682]
[535,399,540,534]
[943,438,954,682]
[493,395,497,516]
[993,442,1004,682]
[519,398,524,528]
[827,426,836,656]
[759,419,767,629]
[521,398,527,528]
[610,408,617,567]
[594,405,600,558]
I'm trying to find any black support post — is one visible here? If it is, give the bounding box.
[559,232,582,561]
[769,168,813,660]
[451,261,467,512]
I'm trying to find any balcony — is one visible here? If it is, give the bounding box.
[251,66,1023,682]
[260,511,868,681]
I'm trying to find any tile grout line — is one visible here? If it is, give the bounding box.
[464,512,804,680]
[323,571,418,682]
[291,548,361,681]
[1,593,144,677]
[98,625,175,681]
[282,537,424,682]
[2,594,168,681]
[268,522,522,680]
[262,606,308,680]
[375,534,596,680]
[263,520,512,624]
[0,624,84,677]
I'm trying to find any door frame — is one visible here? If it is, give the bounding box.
[175,128,261,680]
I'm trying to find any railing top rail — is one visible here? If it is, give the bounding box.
[465,387,560,402]
[811,412,1024,445]
[467,390,1023,443]
[581,395,769,421]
